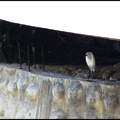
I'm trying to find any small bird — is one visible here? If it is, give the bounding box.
[85,52,96,79]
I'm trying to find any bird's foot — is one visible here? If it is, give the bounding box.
[88,73,93,79]
[90,74,93,79]
[88,73,90,80]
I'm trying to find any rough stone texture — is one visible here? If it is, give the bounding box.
[0,63,120,118]
[0,95,8,116]
[66,81,83,106]
[85,83,102,118]
[15,103,27,119]
[7,72,18,97]
[18,62,120,81]
[52,82,65,102]
[102,72,111,80]
[70,114,81,119]
[113,62,120,71]
[49,109,65,119]
[26,81,39,101]
[24,108,37,119]
[112,72,120,79]
[101,66,113,72]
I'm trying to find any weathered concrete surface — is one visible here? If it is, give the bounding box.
[0,63,120,119]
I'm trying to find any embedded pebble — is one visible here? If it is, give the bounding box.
[24,109,36,119]
[26,82,39,101]
[52,82,65,101]
[49,110,65,119]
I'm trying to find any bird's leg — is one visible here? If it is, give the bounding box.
[88,69,91,80]
[91,71,93,78]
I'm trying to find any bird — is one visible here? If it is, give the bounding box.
[85,52,96,79]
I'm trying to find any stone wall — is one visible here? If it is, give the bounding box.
[0,63,120,119]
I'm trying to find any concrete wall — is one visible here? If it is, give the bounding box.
[0,63,120,119]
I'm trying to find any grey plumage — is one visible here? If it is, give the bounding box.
[85,52,96,72]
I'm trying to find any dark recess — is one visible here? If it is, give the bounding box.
[0,19,120,66]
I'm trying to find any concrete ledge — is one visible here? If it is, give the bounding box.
[0,63,120,119]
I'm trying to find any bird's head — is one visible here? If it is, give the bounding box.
[85,52,91,57]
